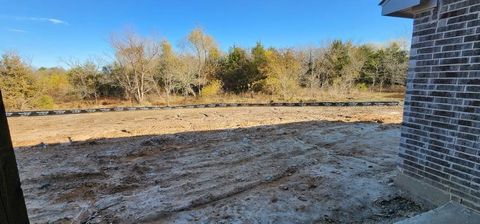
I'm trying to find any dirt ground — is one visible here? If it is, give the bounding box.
[9,106,426,223]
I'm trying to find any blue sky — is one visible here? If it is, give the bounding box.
[0,0,412,68]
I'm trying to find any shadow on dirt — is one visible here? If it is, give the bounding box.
[15,120,425,223]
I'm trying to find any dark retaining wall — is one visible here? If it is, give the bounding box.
[5,101,399,117]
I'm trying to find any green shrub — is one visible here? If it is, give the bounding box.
[357,83,369,92]
[201,80,223,97]
[34,95,55,109]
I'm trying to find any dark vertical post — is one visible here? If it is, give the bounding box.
[0,91,29,223]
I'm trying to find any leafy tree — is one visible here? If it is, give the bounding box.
[0,52,38,109]
[250,42,269,91]
[359,41,409,91]
[315,40,345,88]
[262,49,302,99]
[157,40,182,105]
[35,67,71,101]
[1,33,410,109]
[315,40,368,92]
[358,45,381,87]
[217,47,255,93]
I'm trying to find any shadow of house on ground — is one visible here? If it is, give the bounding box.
[15,120,426,223]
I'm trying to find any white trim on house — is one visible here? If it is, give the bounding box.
[380,0,438,18]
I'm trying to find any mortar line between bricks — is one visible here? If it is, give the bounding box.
[401,141,479,177]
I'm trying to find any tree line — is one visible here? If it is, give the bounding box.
[0,28,409,110]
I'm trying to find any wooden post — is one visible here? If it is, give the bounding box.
[0,91,29,223]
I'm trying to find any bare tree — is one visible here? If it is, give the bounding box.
[382,41,408,89]
[298,48,323,96]
[66,59,102,102]
[186,27,220,93]
[176,54,198,98]
[341,44,367,93]
[111,30,161,103]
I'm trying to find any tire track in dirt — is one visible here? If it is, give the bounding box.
[13,107,424,223]
[87,124,380,222]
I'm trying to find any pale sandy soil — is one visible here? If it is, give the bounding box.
[9,106,403,148]
[9,106,426,223]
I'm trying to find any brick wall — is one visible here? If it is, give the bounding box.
[400,0,480,211]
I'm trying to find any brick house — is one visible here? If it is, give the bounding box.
[380,0,480,212]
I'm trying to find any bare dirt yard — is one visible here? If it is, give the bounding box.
[9,106,426,223]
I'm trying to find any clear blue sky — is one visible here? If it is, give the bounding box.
[0,0,412,68]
